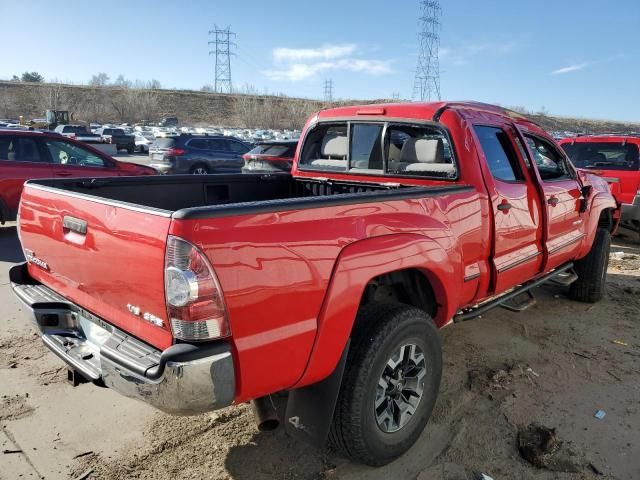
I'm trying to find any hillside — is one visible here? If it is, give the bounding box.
[1,80,639,134]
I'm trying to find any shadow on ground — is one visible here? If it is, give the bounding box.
[0,226,24,263]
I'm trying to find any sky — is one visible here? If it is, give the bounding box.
[1,0,639,122]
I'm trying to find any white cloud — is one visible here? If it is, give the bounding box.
[550,62,590,75]
[265,43,393,82]
[273,44,356,63]
[265,59,392,82]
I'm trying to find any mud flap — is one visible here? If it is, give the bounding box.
[284,339,350,448]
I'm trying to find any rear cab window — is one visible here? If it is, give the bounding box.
[299,121,457,179]
[249,144,295,157]
[561,141,640,171]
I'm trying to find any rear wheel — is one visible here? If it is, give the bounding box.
[190,164,210,175]
[329,303,442,466]
[569,227,611,303]
[126,145,134,154]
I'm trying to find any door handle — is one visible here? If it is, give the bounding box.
[497,200,512,212]
[547,197,559,206]
[56,171,73,177]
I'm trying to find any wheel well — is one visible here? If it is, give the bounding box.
[598,208,614,232]
[360,268,437,319]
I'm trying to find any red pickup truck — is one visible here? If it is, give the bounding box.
[559,135,640,234]
[0,129,156,223]
[10,102,618,466]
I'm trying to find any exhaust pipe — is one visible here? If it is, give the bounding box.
[252,395,280,431]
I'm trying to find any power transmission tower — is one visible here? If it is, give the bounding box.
[208,25,236,93]
[324,79,334,102]
[412,0,441,101]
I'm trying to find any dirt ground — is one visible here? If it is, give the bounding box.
[1,223,639,480]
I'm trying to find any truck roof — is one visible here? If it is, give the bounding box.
[559,134,640,144]
[317,101,548,137]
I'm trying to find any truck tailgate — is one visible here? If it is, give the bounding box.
[18,183,173,350]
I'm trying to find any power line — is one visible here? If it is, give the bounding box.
[208,25,236,93]
[324,79,334,102]
[412,0,441,101]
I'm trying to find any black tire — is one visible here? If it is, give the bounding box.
[569,227,611,303]
[126,145,134,154]
[190,164,210,175]
[329,303,442,466]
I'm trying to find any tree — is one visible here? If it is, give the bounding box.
[10,75,20,82]
[0,88,17,118]
[21,72,44,82]
[113,75,131,88]
[148,79,161,89]
[34,83,73,112]
[89,72,110,86]
[200,84,214,92]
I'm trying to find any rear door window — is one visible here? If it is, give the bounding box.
[207,139,229,151]
[0,137,49,163]
[474,126,523,182]
[228,141,250,154]
[188,139,208,149]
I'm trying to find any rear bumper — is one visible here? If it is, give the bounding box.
[621,194,640,223]
[9,263,235,415]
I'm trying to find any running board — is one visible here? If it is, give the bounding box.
[500,290,536,312]
[454,263,574,322]
[547,269,578,287]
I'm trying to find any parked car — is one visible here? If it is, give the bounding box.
[10,101,618,466]
[53,124,101,144]
[242,140,297,172]
[0,129,156,223]
[133,133,153,153]
[159,116,178,127]
[95,127,135,153]
[148,134,251,174]
[559,135,640,234]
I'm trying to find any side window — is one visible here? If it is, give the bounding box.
[228,141,249,154]
[525,136,572,181]
[43,140,106,167]
[14,138,47,163]
[386,125,456,178]
[188,139,208,149]
[474,126,522,182]
[350,124,383,170]
[207,139,228,151]
[0,136,15,161]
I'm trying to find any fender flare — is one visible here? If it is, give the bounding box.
[577,190,618,258]
[293,232,463,389]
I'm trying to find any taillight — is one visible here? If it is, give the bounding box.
[167,148,185,156]
[164,236,230,341]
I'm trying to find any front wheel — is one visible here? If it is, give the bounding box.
[329,303,442,466]
[569,227,611,303]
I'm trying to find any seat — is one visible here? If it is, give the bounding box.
[310,133,348,169]
[396,138,451,174]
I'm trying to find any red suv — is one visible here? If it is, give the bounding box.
[0,129,156,223]
[560,135,640,233]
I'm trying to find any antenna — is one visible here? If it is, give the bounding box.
[208,25,236,93]
[412,0,441,101]
[324,79,334,102]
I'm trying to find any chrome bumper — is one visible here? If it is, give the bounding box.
[621,194,640,223]
[9,263,235,415]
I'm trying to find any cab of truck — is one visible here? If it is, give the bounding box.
[559,135,640,233]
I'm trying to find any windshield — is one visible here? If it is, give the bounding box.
[562,142,639,171]
[64,126,89,134]
[153,138,176,148]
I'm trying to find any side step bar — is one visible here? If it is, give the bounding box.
[454,263,574,322]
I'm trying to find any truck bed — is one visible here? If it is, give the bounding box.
[26,174,468,219]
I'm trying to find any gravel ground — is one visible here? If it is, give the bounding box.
[1,223,638,480]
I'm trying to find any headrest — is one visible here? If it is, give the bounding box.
[321,133,348,158]
[400,138,444,163]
